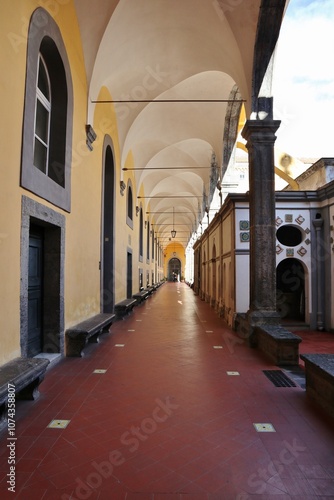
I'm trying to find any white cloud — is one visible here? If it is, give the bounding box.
[273,0,334,158]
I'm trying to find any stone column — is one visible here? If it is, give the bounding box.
[312,215,324,330]
[242,119,281,338]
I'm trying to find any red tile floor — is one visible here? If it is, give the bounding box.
[1,282,334,499]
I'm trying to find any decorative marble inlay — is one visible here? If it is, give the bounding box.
[276,244,283,254]
[240,232,250,242]
[285,214,293,223]
[295,215,305,225]
[305,227,310,234]
[286,248,294,257]
[48,419,70,429]
[253,423,276,433]
[297,246,307,257]
[239,220,250,230]
[305,238,311,245]
[275,216,283,226]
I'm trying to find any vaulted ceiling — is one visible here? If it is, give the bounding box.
[74,0,285,249]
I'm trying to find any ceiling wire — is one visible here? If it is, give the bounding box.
[91,98,246,104]
[138,195,202,199]
[123,166,211,170]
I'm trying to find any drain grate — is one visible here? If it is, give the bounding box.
[263,370,297,387]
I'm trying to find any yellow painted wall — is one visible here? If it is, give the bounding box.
[164,242,185,280]
[0,4,36,362]
[0,1,165,365]
[0,1,101,361]
[91,86,128,304]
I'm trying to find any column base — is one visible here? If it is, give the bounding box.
[246,310,281,347]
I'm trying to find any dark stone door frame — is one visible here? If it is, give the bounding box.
[101,136,115,313]
[127,249,133,299]
[21,196,65,357]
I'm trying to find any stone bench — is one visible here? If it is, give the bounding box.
[133,290,149,305]
[65,312,115,357]
[0,357,50,430]
[114,298,137,319]
[254,325,302,366]
[300,353,334,418]
[145,286,155,296]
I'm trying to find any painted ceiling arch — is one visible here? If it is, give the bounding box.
[130,139,213,183]
[74,0,288,249]
[121,71,235,166]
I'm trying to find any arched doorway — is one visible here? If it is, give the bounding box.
[101,140,115,313]
[276,258,305,322]
[168,258,181,282]
[212,244,217,306]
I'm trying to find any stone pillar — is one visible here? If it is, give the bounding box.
[242,119,281,339]
[312,215,324,331]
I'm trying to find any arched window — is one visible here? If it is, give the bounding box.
[126,182,133,228]
[21,8,73,211]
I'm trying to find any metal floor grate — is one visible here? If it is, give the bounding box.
[263,370,297,387]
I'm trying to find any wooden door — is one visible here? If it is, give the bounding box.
[28,228,43,356]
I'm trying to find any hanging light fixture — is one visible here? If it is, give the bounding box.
[171,206,176,238]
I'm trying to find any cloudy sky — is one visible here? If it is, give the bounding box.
[272,0,334,159]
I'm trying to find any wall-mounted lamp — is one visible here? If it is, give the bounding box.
[120,181,126,196]
[171,207,176,238]
[86,124,97,151]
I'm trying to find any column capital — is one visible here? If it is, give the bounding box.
[241,119,281,145]
[312,216,324,230]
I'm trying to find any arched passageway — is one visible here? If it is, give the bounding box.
[276,258,306,322]
[168,258,181,282]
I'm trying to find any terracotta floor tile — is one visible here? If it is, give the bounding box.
[153,495,180,500]
[15,487,48,499]
[193,464,234,493]
[126,494,153,500]
[298,463,331,479]
[180,495,208,500]
[1,284,334,497]
[307,478,334,496]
